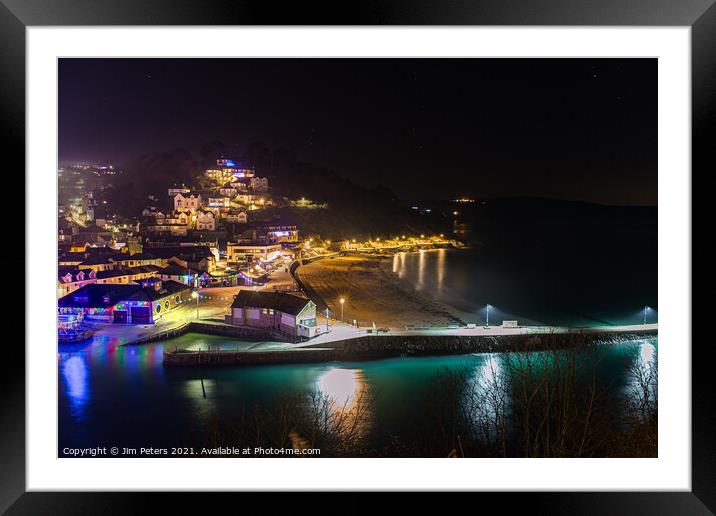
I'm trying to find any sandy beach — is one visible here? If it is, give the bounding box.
[294,254,469,328]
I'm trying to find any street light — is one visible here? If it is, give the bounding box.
[644,306,650,326]
[191,290,199,319]
[325,308,330,333]
[340,297,345,322]
[486,304,491,327]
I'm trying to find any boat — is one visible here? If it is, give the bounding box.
[58,313,95,343]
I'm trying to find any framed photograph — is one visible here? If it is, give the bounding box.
[4,0,709,512]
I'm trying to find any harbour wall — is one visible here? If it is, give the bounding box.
[162,328,658,366]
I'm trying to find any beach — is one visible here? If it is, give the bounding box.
[294,254,470,328]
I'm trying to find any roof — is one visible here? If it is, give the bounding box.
[174,192,201,198]
[95,269,130,279]
[127,265,162,274]
[240,266,268,280]
[144,246,214,260]
[78,224,112,233]
[231,291,311,316]
[58,268,94,282]
[58,253,87,263]
[79,257,114,266]
[125,252,159,260]
[126,280,192,302]
[58,280,190,307]
[58,284,142,308]
[158,264,197,276]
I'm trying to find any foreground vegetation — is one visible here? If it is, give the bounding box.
[194,340,657,458]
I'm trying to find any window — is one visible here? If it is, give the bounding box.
[156,305,161,313]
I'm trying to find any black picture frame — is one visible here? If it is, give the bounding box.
[2,0,708,513]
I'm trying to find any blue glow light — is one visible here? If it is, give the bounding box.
[63,355,89,415]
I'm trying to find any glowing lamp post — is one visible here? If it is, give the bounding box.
[340,297,345,322]
[191,290,199,320]
[486,304,491,327]
[643,306,650,326]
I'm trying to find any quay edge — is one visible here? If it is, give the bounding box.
[162,328,658,366]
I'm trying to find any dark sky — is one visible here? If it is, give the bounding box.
[59,58,657,205]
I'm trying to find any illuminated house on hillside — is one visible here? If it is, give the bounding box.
[266,225,299,243]
[195,210,217,231]
[205,158,255,183]
[173,193,202,213]
[58,279,191,324]
[226,210,248,224]
[207,196,232,208]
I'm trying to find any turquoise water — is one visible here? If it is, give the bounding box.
[59,332,657,455]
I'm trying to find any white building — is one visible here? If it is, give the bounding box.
[207,197,232,208]
[236,193,266,207]
[226,211,248,224]
[219,184,238,198]
[196,210,217,231]
[174,193,202,213]
[226,242,282,264]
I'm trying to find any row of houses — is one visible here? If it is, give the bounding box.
[59,246,217,273]
[57,265,160,297]
[145,206,248,234]
[57,263,212,298]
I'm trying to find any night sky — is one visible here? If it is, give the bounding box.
[59,58,657,205]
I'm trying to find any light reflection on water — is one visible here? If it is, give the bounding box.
[58,333,657,452]
[314,368,371,439]
[62,355,88,415]
[316,368,362,408]
[624,340,658,408]
[417,250,426,290]
[388,247,657,327]
[464,353,508,440]
[436,249,446,296]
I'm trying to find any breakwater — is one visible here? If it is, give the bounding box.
[162,328,657,366]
